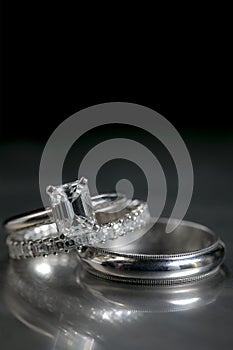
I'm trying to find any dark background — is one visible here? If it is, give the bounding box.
[1,3,232,243]
[1,3,232,141]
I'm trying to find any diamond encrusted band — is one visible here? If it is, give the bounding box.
[4,178,128,234]
[6,200,150,259]
[4,176,151,259]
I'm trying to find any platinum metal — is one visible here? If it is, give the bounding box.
[5,199,150,259]
[4,193,127,233]
[81,218,225,285]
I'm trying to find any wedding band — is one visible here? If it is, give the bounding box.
[81,218,225,285]
[5,177,150,259]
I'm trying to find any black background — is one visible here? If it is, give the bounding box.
[1,4,232,141]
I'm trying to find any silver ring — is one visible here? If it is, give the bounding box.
[81,218,225,285]
[4,193,128,232]
[4,177,151,259]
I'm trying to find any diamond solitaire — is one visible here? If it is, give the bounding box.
[5,176,151,259]
[46,177,96,237]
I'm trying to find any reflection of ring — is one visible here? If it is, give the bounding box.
[81,218,226,285]
[4,177,150,259]
[4,251,226,344]
[80,268,226,313]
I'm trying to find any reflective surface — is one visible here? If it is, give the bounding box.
[1,138,233,349]
[2,253,228,350]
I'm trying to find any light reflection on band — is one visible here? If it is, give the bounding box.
[4,251,226,349]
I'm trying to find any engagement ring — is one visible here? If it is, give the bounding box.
[4,177,150,259]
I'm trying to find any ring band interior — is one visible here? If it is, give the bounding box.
[82,219,224,284]
[106,220,217,255]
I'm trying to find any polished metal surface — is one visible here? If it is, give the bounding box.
[5,199,150,259]
[4,193,128,232]
[0,139,233,350]
[81,219,225,284]
[3,253,228,349]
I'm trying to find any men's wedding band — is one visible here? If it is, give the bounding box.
[81,218,225,285]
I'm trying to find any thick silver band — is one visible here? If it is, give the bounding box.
[81,218,225,285]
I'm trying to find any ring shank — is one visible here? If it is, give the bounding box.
[4,193,127,233]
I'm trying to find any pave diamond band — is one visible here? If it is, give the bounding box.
[4,176,151,259]
[6,200,150,259]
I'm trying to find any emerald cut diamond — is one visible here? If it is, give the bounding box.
[46,177,96,237]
